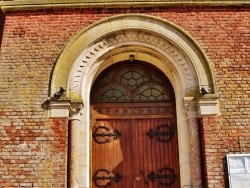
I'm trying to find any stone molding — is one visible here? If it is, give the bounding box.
[69,29,198,99]
[48,97,84,118]
[1,0,250,12]
[184,94,220,117]
[50,14,215,99]
[197,94,220,116]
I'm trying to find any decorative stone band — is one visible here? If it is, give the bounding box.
[1,0,250,12]
[184,94,220,117]
[48,97,84,119]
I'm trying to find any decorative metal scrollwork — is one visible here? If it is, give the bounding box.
[148,167,177,186]
[92,169,122,187]
[146,125,174,142]
[92,126,121,144]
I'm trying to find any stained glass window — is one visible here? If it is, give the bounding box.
[91,62,174,102]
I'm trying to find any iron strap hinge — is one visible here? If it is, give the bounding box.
[146,124,175,142]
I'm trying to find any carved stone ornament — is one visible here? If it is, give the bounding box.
[69,30,197,98]
[48,97,84,118]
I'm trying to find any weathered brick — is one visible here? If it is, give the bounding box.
[0,5,249,188]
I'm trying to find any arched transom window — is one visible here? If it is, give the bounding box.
[91,61,174,103]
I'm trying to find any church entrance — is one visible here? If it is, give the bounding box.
[90,61,180,188]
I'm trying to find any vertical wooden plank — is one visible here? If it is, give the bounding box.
[118,119,123,188]
[124,119,128,187]
[91,120,96,188]
[165,118,171,171]
[110,119,116,188]
[136,119,140,188]
[159,118,164,176]
[125,119,133,188]
[146,118,153,188]
[140,119,145,187]
[153,118,159,188]
[124,119,130,188]
[142,119,148,188]
[171,118,176,188]
[138,119,145,188]
[112,119,118,188]
[173,117,180,188]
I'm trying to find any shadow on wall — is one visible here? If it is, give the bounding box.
[0,10,5,48]
[223,156,229,188]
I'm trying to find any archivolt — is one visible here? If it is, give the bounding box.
[51,14,215,99]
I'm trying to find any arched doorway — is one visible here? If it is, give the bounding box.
[49,14,220,188]
[90,61,180,188]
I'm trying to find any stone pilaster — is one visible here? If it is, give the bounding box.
[68,101,83,188]
[184,97,203,187]
[188,117,203,188]
[184,94,220,188]
[48,98,83,188]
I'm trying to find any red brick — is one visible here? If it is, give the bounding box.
[0,6,249,188]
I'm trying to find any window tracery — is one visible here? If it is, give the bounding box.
[92,62,174,103]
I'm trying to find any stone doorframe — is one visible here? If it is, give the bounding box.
[48,14,220,188]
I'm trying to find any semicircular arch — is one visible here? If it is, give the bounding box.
[50,14,215,99]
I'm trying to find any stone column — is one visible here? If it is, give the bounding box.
[48,97,83,188]
[68,102,84,188]
[184,94,221,188]
[184,97,203,187]
[188,117,203,187]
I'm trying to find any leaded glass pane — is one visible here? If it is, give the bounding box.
[92,62,173,102]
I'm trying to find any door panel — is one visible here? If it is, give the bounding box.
[91,118,179,188]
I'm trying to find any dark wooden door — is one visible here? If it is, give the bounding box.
[90,61,179,187]
[91,117,179,188]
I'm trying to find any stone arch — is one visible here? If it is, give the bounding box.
[51,14,215,98]
[49,14,220,188]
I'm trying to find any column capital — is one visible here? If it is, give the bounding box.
[48,97,84,119]
[69,100,84,121]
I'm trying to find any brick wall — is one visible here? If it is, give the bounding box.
[0,6,249,187]
[200,116,229,187]
[0,9,4,47]
[1,118,68,187]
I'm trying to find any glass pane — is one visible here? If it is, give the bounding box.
[92,62,173,102]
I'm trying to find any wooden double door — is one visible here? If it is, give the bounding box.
[91,107,180,188]
[90,61,180,187]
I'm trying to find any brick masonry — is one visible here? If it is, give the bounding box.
[0,10,4,46]
[0,6,249,188]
